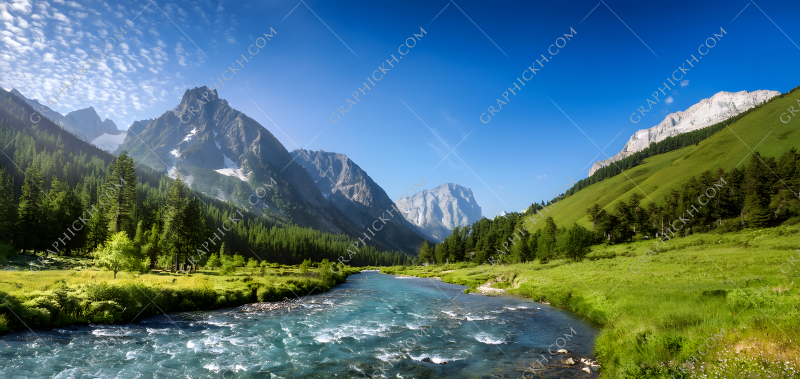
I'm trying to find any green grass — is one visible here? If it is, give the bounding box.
[0,256,360,334]
[531,89,800,232]
[380,224,800,378]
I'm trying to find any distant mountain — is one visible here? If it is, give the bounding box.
[9,88,124,149]
[92,132,128,153]
[9,88,67,127]
[116,86,369,240]
[64,107,121,141]
[590,90,780,175]
[291,149,427,252]
[396,183,482,243]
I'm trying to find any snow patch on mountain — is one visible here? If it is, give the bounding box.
[91,132,127,153]
[397,183,482,243]
[215,153,247,181]
[590,90,780,175]
[182,128,197,143]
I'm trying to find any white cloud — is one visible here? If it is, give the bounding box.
[51,11,68,23]
[10,0,33,15]
[665,96,674,104]
[537,174,547,179]
[224,28,236,43]
[680,80,689,87]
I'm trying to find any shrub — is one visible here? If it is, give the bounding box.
[719,218,743,233]
[219,262,236,276]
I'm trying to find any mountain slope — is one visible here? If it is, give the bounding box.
[63,107,121,141]
[9,88,124,147]
[529,87,800,231]
[291,149,427,252]
[116,87,370,240]
[0,85,407,266]
[591,90,780,175]
[397,183,483,242]
[9,88,67,127]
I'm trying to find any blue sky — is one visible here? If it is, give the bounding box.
[2,0,800,218]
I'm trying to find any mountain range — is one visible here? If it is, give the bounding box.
[290,149,427,252]
[396,183,483,243]
[9,88,126,152]
[4,83,795,255]
[7,85,485,252]
[590,90,780,175]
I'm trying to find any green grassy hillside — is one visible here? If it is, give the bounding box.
[382,223,800,378]
[538,88,800,231]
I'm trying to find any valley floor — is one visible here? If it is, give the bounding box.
[377,224,800,378]
[0,260,359,334]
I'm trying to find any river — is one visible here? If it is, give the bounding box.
[0,271,599,378]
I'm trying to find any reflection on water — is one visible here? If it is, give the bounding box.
[0,271,599,378]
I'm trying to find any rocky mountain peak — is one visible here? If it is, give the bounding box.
[291,148,428,251]
[397,183,482,242]
[589,89,780,175]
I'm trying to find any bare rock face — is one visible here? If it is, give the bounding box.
[291,149,427,253]
[396,183,483,243]
[64,107,120,141]
[116,86,365,238]
[589,90,780,175]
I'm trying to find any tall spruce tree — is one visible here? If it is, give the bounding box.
[743,153,772,227]
[0,168,17,244]
[418,240,434,264]
[17,166,44,254]
[107,152,136,237]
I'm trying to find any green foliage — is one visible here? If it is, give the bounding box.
[205,252,221,268]
[299,258,311,274]
[219,262,236,276]
[94,232,149,278]
[231,253,245,267]
[418,240,434,264]
[246,258,259,269]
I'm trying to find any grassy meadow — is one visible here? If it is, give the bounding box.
[528,90,800,233]
[0,253,359,334]
[379,224,800,378]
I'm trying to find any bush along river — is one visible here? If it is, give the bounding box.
[0,271,599,378]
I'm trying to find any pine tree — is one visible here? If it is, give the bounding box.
[418,240,434,264]
[17,166,44,254]
[0,168,17,244]
[162,177,190,271]
[743,153,772,227]
[107,153,136,237]
[86,208,110,251]
[586,204,601,230]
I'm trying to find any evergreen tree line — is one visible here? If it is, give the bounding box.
[0,87,409,270]
[559,97,780,201]
[586,150,800,242]
[419,149,800,265]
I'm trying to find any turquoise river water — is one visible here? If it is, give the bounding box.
[0,271,599,378]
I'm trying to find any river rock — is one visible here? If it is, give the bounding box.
[565,358,575,365]
[582,367,591,373]
[556,349,568,354]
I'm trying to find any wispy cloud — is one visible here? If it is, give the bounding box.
[680,79,689,87]
[665,96,674,104]
[537,174,547,179]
